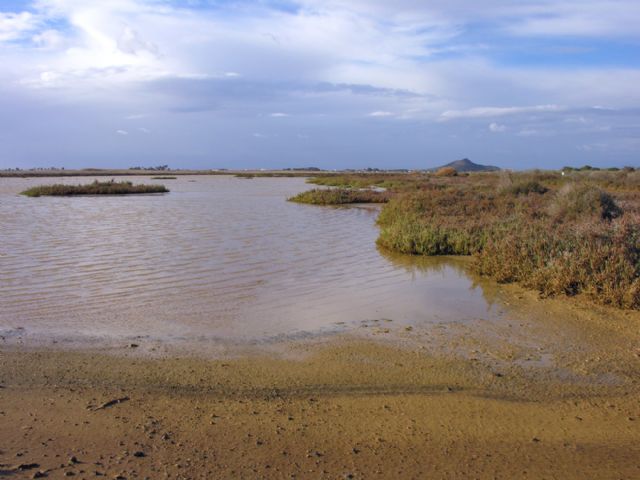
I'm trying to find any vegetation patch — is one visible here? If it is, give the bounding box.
[235,172,302,178]
[378,179,639,308]
[434,166,458,177]
[548,184,621,221]
[376,188,526,255]
[288,188,390,205]
[151,176,177,180]
[503,180,549,196]
[21,180,169,197]
[304,169,640,309]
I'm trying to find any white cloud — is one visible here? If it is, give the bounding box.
[117,25,158,56]
[517,128,541,137]
[270,112,290,117]
[368,111,394,117]
[0,12,37,42]
[116,129,128,135]
[489,122,506,133]
[32,29,65,49]
[125,113,148,119]
[507,1,640,38]
[440,105,564,121]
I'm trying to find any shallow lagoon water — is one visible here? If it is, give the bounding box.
[0,175,507,347]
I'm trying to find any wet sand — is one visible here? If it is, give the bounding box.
[2,290,640,479]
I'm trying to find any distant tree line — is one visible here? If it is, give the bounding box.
[129,165,170,171]
[563,165,636,172]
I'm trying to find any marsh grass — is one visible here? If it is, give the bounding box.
[151,176,177,180]
[302,169,640,309]
[21,180,169,197]
[288,188,390,205]
[308,173,432,191]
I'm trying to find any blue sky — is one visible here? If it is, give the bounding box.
[0,0,639,170]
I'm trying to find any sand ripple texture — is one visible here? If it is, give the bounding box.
[0,176,496,345]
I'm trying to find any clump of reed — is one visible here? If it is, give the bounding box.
[21,180,169,197]
[288,188,391,205]
[151,176,177,180]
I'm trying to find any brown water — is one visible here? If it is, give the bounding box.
[0,176,505,348]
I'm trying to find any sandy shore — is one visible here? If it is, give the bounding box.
[2,291,640,479]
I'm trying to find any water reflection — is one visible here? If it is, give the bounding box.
[378,248,504,308]
[0,176,500,345]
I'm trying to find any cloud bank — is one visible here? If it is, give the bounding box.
[0,0,638,169]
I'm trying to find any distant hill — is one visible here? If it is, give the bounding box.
[431,158,500,172]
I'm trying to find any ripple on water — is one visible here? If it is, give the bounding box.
[0,176,498,344]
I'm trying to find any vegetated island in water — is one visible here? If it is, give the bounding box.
[150,176,177,180]
[288,187,390,205]
[21,180,169,197]
[293,162,640,311]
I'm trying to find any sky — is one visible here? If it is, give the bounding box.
[0,0,639,170]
